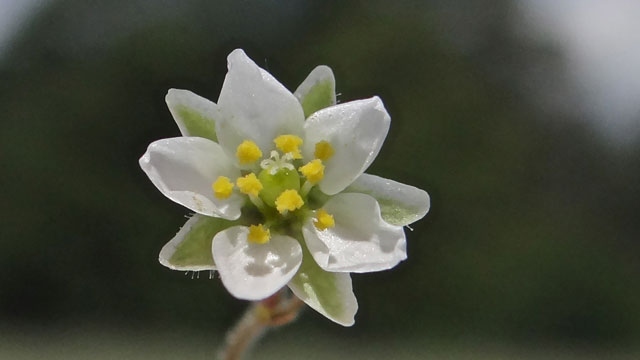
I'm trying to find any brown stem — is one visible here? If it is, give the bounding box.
[218,289,304,360]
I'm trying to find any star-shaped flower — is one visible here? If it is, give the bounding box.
[139,49,430,326]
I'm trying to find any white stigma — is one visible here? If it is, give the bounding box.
[260,150,295,175]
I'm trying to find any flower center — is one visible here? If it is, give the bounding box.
[212,135,336,244]
[260,150,295,175]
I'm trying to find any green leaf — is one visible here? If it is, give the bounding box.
[166,89,218,141]
[294,65,336,118]
[159,214,236,271]
[345,173,430,226]
[288,240,357,326]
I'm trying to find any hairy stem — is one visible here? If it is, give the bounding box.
[218,289,305,360]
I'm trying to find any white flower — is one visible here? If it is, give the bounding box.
[139,49,430,326]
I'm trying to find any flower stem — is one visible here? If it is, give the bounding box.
[218,289,305,360]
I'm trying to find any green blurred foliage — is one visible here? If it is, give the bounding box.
[1,0,639,345]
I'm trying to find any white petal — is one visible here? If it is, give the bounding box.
[294,65,336,118]
[159,214,235,271]
[216,49,305,162]
[345,173,430,226]
[213,226,303,300]
[288,249,358,326]
[139,137,243,219]
[302,96,390,195]
[302,193,406,273]
[165,89,219,141]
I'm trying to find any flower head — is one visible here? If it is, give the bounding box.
[140,49,430,326]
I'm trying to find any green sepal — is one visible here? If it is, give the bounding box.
[300,80,334,118]
[288,239,357,326]
[376,198,422,227]
[159,214,237,271]
[166,89,218,142]
[175,105,217,142]
[294,65,336,118]
[345,174,430,227]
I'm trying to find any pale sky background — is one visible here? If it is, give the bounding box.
[1,0,638,140]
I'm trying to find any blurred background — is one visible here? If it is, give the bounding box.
[1,0,639,358]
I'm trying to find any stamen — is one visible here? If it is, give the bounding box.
[275,189,304,214]
[314,141,334,161]
[236,173,263,196]
[248,224,270,244]
[300,180,314,198]
[236,140,262,164]
[298,159,325,184]
[274,134,303,159]
[212,176,234,199]
[249,194,266,211]
[314,209,335,230]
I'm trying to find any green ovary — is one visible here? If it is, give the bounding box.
[258,168,300,207]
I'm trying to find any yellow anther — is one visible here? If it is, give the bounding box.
[274,134,303,159]
[212,176,234,199]
[274,189,304,214]
[236,173,263,196]
[314,141,334,161]
[298,159,325,184]
[248,224,270,244]
[236,140,263,164]
[314,208,335,230]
